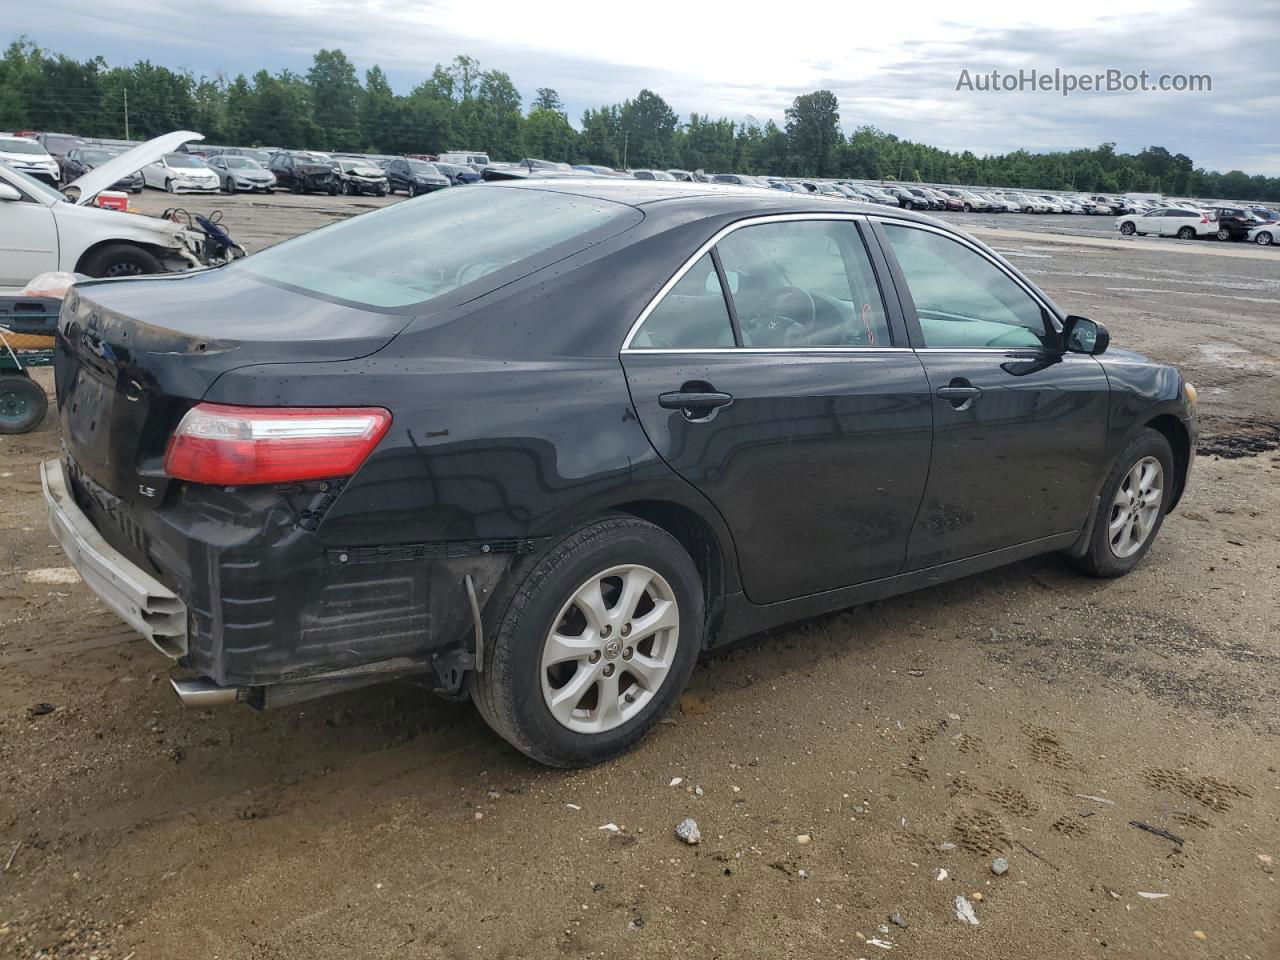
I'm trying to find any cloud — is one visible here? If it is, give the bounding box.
[7,0,1275,173]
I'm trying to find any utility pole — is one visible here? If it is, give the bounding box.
[124,88,130,141]
[622,130,629,170]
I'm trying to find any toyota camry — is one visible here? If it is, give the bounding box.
[43,181,1197,766]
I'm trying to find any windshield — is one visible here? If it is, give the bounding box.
[0,160,66,201]
[224,157,258,169]
[239,186,636,309]
[82,149,115,164]
[165,154,205,169]
[0,139,48,156]
[43,136,82,154]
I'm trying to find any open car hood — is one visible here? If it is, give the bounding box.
[67,130,204,205]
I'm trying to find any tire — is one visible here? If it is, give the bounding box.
[0,375,48,435]
[343,181,354,196]
[1066,428,1174,578]
[225,180,235,194]
[962,203,971,212]
[1256,231,1274,246]
[165,178,176,194]
[376,188,386,197]
[1216,228,1230,241]
[79,243,163,279]
[132,187,143,195]
[1119,221,1136,235]
[1177,226,1196,240]
[409,183,419,198]
[471,516,704,767]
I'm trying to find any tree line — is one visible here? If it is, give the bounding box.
[2,38,1276,202]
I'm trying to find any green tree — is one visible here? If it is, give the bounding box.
[785,90,841,176]
[524,108,577,161]
[619,89,677,168]
[308,49,362,149]
[531,87,564,114]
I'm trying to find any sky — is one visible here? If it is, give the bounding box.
[9,0,1280,174]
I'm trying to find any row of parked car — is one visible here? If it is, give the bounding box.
[1114,203,1279,245]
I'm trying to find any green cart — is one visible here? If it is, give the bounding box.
[0,296,59,435]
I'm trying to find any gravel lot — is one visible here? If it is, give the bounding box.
[1,189,1277,960]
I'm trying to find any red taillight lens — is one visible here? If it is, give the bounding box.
[1201,214,1209,223]
[164,403,392,486]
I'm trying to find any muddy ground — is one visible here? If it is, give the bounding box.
[1,191,1278,959]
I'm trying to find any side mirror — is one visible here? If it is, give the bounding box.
[1062,315,1109,356]
[0,183,22,202]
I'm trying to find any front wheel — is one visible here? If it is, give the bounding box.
[1119,221,1136,235]
[1066,428,1174,578]
[471,516,704,767]
[79,243,163,279]
[1257,231,1274,246]
[962,203,971,212]
[165,179,177,194]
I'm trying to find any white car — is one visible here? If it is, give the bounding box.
[142,153,220,193]
[1247,222,1278,246]
[0,130,229,287]
[0,135,61,185]
[1116,207,1216,240]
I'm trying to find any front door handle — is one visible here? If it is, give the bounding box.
[658,385,734,421]
[936,380,982,411]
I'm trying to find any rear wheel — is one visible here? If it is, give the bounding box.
[79,243,163,279]
[1066,428,1174,577]
[471,516,703,767]
[0,375,48,435]
[1216,227,1231,241]
[1177,226,1196,240]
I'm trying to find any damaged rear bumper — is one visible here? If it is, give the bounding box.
[46,455,529,706]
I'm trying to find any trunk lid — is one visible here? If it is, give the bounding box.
[56,267,412,504]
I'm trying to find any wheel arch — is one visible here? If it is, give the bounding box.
[73,238,173,274]
[1144,413,1191,511]
[607,498,737,646]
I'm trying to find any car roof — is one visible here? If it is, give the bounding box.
[492,178,942,222]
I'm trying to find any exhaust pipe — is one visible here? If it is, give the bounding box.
[170,676,242,707]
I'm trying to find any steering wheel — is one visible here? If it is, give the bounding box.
[740,286,816,346]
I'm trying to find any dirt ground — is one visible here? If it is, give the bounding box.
[1,191,1278,960]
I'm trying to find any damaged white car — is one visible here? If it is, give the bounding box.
[0,131,238,287]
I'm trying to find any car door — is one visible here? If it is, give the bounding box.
[873,219,1109,569]
[621,215,934,604]
[0,179,58,285]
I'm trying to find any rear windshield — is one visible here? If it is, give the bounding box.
[239,186,638,309]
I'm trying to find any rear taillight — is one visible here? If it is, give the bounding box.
[1201,214,1209,224]
[164,403,392,486]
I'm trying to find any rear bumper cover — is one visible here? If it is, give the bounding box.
[45,456,512,689]
[42,459,188,657]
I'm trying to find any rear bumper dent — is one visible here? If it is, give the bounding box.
[41,459,188,657]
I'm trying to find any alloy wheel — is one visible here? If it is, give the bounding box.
[540,564,680,734]
[1108,456,1164,559]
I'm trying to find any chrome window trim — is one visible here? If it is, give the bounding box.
[624,346,915,355]
[620,212,882,354]
[868,216,1064,335]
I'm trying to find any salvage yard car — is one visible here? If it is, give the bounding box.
[60,146,144,194]
[0,131,232,285]
[0,135,61,184]
[385,157,451,195]
[42,181,1197,767]
[335,157,388,196]
[1116,206,1217,239]
[268,151,341,195]
[142,153,220,193]
[208,155,276,193]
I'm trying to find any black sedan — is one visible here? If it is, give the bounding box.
[61,147,144,194]
[44,183,1197,767]
[267,151,340,195]
[385,158,451,196]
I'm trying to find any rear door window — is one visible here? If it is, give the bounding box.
[631,253,735,349]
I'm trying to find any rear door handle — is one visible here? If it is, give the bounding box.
[658,387,734,421]
[658,391,734,410]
